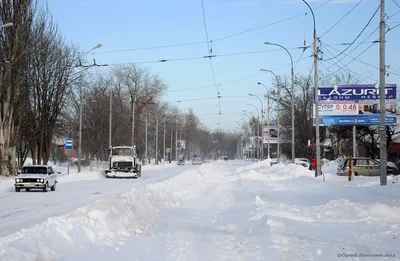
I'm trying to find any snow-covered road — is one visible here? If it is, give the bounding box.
[1,160,400,261]
[0,163,194,237]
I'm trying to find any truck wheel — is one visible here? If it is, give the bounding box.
[51,182,56,191]
[15,187,20,192]
[43,183,48,193]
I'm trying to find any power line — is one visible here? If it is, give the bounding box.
[101,47,306,70]
[171,95,248,104]
[321,40,400,76]
[320,0,364,38]
[201,0,211,52]
[323,42,375,79]
[93,41,207,54]
[392,0,400,9]
[322,9,400,71]
[212,0,334,42]
[200,0,221,128]
[323,4,380,61]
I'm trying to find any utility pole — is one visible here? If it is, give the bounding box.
[109,88,112,148]
[156,114,159,165]
[379,0,387,186]
[145,113,148,164]
[175,123,178,162]
[277,89,281,161]
[353,126,356,158]
[78,68,83,173]
[267,96,270,159]
[163,120,166,164]
[170,129,173,161]
[131,98,135,147]
[313,15,321,180]
[261,109,264,160]
[257,116,260,160]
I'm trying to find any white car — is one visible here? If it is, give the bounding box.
[14,165,59,192]
[295,158,310,168]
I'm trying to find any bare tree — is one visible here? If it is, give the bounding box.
[0,0,36,175]
[111,64,167,147]
[24,11,78,165]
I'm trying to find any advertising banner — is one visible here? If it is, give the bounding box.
[313,84,397,126]
[263,128,281,144]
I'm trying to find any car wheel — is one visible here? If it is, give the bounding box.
[43,183,48,193]
[51,182,56,191]
[26,188,30,192]
[15,187,20,192]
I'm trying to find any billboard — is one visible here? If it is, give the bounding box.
[263,127,282,144]
[313,84,397,126]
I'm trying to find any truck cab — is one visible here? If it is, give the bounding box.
[105,145,141,178]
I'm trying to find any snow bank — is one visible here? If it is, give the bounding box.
[0,163,234,261]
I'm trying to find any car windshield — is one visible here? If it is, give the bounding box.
[21,167,47,174]
[112,148,134,156]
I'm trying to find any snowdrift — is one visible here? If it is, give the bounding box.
[1,160,399,261]
[0,163,236,261]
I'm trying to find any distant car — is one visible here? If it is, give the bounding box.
[270,158,290,166]
[14,165,59,192]
[192,157,204,165]
[177,159,185,166]
[295,158,310,168]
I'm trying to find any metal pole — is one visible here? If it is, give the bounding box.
[175,123,178,162]
[109,88,112,147]
[301,0,322,180]
[257,115,260,161]
[277,91,281,161]
[78,68,83,173]
[379,0,387,186]
[131,99,135,147]
[145,113,148,164]
[313,18,321,179]
[156,114,159,165]
[171,129,173,161]
[291,68,295,163]
[67,150,69,175]
[267,95,270,159]
[261,110,264,160]
[179,130,182,159]
[163,120,166,164]
[353,126,356,158]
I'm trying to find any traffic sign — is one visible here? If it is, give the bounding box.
[65,138,73,151]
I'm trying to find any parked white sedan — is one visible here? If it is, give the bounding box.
[14,165,59,192]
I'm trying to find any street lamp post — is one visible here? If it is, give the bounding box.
[163,120,166,164]
[246,104,260,159]
[243,110,257,160]
[259,69,281,161]
[264,42,295,162]
[248,94,264,160]
[78,44,102,173]
[299,0,322,180]
[257,82,271,159]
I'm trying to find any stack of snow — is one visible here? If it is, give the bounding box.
[0,164,233,261]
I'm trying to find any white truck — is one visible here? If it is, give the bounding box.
[105,145,142,178]
[14,165,59,192]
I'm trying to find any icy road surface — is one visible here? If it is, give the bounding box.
[0,163,195,237]
[1,160,400,261]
